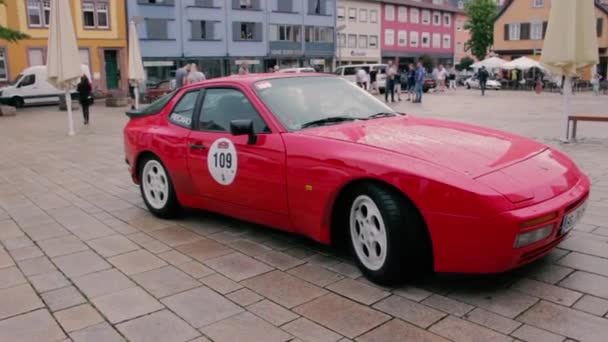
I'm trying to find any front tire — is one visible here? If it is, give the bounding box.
[11,97,24,108]
[466,84,471,89]
[341,182,432,285]
[139,155,180,218]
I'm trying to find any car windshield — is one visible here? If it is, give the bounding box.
[254,76,397,130]
[9,74,23,86]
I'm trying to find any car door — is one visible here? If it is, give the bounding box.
[15,74,42,105]
[186,85,289,223]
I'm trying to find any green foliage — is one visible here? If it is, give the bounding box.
[418,54,434,72]
[456,56,475,71]
[0,0,30,42]
[464,0,497,61]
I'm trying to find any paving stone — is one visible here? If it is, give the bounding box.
[92,287,163,324]
[87,234,139,257]
[53,250,111,278]
[0,284,44,319]
[148,226,203,247]
[373,294,446,329]
[464,308,522,335]
[256,250,305,271]
[557,252,608,277]
[559,271,608,299]
[295,293,390,339]
[326,262,363,279]
[357,319,450,342]
[201,312,292,342]
[117,309,200,342]
[204,252,274,281]
[0,219,24,240]
[226,288,263,306]
[70,322,125,342]
[247,299,299,326]
[73,268,136,298]
[158,249,192,265]
[1,236,34,250]
[38,235,89,258]
[422,294,475,317]
[449,289,539,318]
[283,317,342,342]
[393,285,434,302]
[511,324,566,342]
[229,239,273,257]
[0,245,14,269]
[518,301,608,342]
[108,249,167,275]
[54,304,104,332]
[21,222,69,242]
[9,245,43,261]
[17,256,56,276]
[559,236,608,259]
[0,266,26,289]
[288,263,345,287]
[29,270,70,293]
[177,260,215,278]
[176,239,233,262]
[529,263,575,284]
[200,273,243,294]
[243,270,328,308]
[0,309,66,342]
[161,286,243,328]
[512,278,583,306]
[327,278,390,305]
[131,265,200,298]
[572,295,608,316]
[429,315,513,342]
[41,285,86,312]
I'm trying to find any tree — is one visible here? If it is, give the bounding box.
[464,0,497,61]
[0,0,29,42]
[456,56,475,71]
[418,54,434,72]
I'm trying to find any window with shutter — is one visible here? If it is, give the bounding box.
[542,21,547,38]
[146,19,169,39]
[504,24,509,41]
[520,23,530,40]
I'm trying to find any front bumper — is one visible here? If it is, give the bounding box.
[425,175,590,274]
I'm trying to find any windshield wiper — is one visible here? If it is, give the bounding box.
[300,116,357,129]
[367,112,402,119]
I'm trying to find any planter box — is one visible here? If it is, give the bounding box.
[105,97,129,107]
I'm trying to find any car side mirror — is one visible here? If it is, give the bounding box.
[230,119,257,145]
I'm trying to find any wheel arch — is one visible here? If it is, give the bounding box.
[133,150,161,183]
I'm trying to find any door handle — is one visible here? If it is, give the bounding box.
[189,143,206,150]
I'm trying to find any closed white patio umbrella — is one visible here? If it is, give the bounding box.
[541,0,598,142]
[471,57,508,70]
[46,0,82,136]
[503,57,544,71]
[128,20,145,110]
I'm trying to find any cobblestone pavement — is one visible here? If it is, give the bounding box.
[0,89,606,342]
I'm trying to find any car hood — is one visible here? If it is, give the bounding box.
[298,116,547,178]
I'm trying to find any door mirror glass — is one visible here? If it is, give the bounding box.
[230,119,257,144]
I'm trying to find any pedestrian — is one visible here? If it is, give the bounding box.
[437,65,447,92]
[407,63,416,101]
[369,67,378,94]
[478,66,489,96]
[535,73,544,94]
[398,68,409,101]
[414,61,426,103]
[173,62,190,89]
[238,61,249,75]
[274,65,280,72]
[76,75,92,125]
[591,72,601,95]
[356,67,367,90]
[186,63,206,85]
[448,68,457,90]
[385,60,397,103]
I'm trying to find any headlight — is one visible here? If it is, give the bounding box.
[514,224,554,248]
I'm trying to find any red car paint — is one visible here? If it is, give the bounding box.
[124,73,590,274]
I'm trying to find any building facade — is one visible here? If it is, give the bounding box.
[0,0,128,92]
[336,0,382,65]
[449,0,473,65]
[493,0,608,77]
[380,0,460,69]
[128,0,336,84]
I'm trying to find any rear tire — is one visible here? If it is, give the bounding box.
[466,84,471,89]
[11,97,24,108]
[139,155,181,219]
[338,182,432,285]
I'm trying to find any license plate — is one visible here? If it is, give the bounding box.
[560,201,587,235]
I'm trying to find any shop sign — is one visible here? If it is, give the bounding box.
[235,59,261,65]
[350,51,366,57]
[311,59,325,65]
[271,49,301,56]
[143,61,174,67]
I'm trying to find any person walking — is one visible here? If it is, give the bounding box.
[173,62,190,89]
[414,61,426,103]
[385,61,397,103]
[238,61,249,75]
[437,65,447,92]
[448,68,457,90]
[591,72,601,95]
[478,66,489,96]
[186,63,206,85]
[356,67,367,90]
[76,75,92,125]
[369,67,378,94]
[407,63,416,101]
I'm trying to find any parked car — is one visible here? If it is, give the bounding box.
[277,67,316,73]
[144,80,173,103]
[423,77,436,93]
[334,64,388,93]
[124,73,588,285]
[464,76,502,90]
[0,65,91,108]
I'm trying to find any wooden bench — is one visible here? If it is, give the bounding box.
[568,114,608,140]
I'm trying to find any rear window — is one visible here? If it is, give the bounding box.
[138,91,176,115]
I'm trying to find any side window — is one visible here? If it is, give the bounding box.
[344,67,357,76]
[334,68,343,76]
[169,90,199,128]
[199,88,269,133]
[19,74,36,87]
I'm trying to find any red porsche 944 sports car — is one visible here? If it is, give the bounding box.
[124,74,589,284]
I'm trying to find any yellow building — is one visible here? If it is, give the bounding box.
[0,0,127,92]
[493,0,608,77]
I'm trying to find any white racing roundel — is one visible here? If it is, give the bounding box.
[207,138,238,185]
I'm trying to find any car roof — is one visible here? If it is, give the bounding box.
[177,72,334,90]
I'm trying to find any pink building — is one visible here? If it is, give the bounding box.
[380,0,461,69]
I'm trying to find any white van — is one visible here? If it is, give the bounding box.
[334,64,388,93]
[0,65,91,108]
